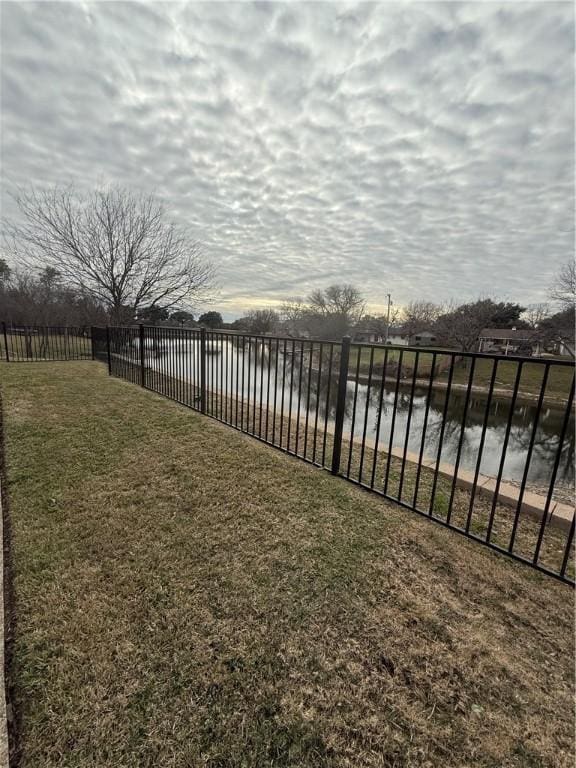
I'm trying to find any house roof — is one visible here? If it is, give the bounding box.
[479,328,536,340]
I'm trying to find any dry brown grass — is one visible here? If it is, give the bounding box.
[169,374,573,580]
[0,362,574,768]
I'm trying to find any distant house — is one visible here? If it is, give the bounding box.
[478,328,542,356]
[386,326,409,346]
[554,338,575,357]
[385,327,437,347]
[353,328,382,343]
[411,330,437,347]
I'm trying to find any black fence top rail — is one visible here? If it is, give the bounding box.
[97,324,576,366]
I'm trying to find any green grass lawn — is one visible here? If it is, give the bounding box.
[354,345,573,401]
[355,346,433,373]
[1,362,574,768]
[443,356,574,398]
[1,331,91,361]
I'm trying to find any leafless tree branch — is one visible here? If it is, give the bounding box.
[3,184,216,323]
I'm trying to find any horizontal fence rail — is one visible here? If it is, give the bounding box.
[96,324,575,585]
[1,322,92,362]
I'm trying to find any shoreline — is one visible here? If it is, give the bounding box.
[352,371,571,407]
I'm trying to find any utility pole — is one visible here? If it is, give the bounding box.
[384,293,392,344]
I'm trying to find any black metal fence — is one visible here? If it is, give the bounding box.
[2,322,573,583]
[1,322,92,361]
[96,324,575,585]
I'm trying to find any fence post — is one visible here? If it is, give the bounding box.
[331,335,351,475]
[200,327,207,413]
[2,322,9,363]
[139,324,146,388]
[106,326,112,375]
[90,327,96,360]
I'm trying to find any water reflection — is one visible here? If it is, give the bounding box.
[149,339,574,487]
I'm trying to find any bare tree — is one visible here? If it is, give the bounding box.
[3,185,215,323]
[400,300,442,338]
[244,308,279,335]
[282,284,366,338]
[550,261,576,307]
[308,284,365,324]
[280,298,306,322]
[522,303,550,329]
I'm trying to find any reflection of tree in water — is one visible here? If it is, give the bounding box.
[407,385,575,485]
[280,341,343,421]
[203,335,575,486]
[407,386,472,465]
[508,407,575,485]
[288,350,574,460]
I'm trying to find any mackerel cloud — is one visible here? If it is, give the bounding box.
[1,1,574,315]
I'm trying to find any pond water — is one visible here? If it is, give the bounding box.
[147,339,574,488]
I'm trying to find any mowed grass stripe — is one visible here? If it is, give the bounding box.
[1,362,573,768]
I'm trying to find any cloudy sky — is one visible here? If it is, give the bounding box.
[1,1,574,318]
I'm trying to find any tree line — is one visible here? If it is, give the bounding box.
[1,184,214,327]
[207,274,574,359]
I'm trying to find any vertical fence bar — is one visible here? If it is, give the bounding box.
[252,338,259,434]
[346,345,362,478]
[221,333,226,422]
[139,324,146,388]
[465,358,499,533]
[331,335,351,475]
[446,356,477,525]
[560,517,575,579]
[369,347,389,489]
[200,327,207,414]
[312,343,324,464]
[486,362,524,543]
[321,345,334,467]
[358,345,375,484]
[287,339,295,451]
[508,364,550,552]
[2,322,9,362]
[235,336,241,427]
[211,332,216,417]
[412,351,437,507]
[397,351,420,501]
[258,339,265,436]
[272,338,280,444]
[265,338,272,440]
[533,379,575,564]
[295,341,305,455]
[428,355,455,516]
[106,326,112,375]
[303,343,314,460]
[246,336,252,432]
[383,349,404,496]
[279,340,287,448]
